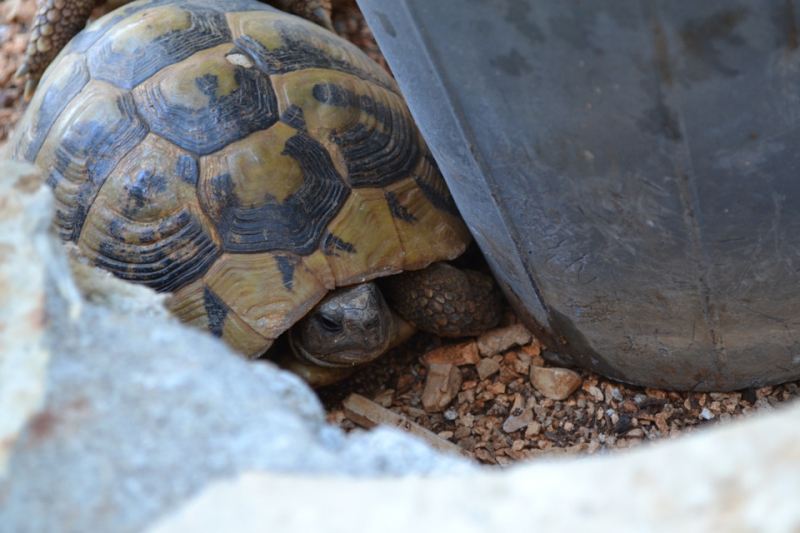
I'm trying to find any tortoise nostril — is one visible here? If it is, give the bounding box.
[317,314,342,333]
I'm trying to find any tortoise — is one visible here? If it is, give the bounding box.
[6,0,502,386]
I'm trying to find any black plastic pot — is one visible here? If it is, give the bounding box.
[358,0,800,390]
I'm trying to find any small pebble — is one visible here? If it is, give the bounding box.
[444,409,459,421]
[422,341,480,366]
[486,382,506,395]
[525,421,542,438]
[588,386,605,402]
[700,408,714,420]
[459,412,475,428]
[453,426,471,439]
[372,389,394,408]
[502,408,533,433]
[530,367,583,400]
[476,358,501,380]
[421,363,462,413]
[477,324,532,356]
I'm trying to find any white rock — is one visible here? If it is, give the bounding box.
[0,167,472,533]
[147,401,800,532]
[0,161,76,478]
[64,243,171,318]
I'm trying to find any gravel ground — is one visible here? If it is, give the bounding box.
[3,0,799,466]
[319,313,800,465]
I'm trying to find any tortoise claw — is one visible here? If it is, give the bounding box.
[14,64,31,78]
[23,79,39,102]
[312,7,334,32]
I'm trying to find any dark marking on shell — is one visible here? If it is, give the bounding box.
[47,92,149,242]
[175,155,199,186]
[15,56,90,163]
[133,67,278,156]
[203,284,228,337]
[321,232,357,256]
[122,166,168,215]
[88,4,232,91]
[280,104,307,131]
[233,21,396,92]
[337,116,417,187]
[413,154,460,217]
[311,82,419,188]
[275,253,301,290]
[385,190,417,223]
[91,209,222,293]
[311,82,351,108]
[200,130,349,255]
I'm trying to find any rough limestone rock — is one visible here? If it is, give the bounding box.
[6,159,800,533]
[148,402,800,533]
[0,161,472,533]
[0,161,76,477]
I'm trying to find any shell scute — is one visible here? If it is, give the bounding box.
[87,3,231,90]
[8,52,89,163]
[132,43,278,155]
[78,133,221,292]
[272,68,418,189]
[198,123,350,255]
[36,81,148,242]
[202,251,329,340]
[227,12,394,91]
[167,279,273,358]
[322,188,405,286]
[383,161,471,271]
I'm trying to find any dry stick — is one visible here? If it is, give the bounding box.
[342,393,473,460]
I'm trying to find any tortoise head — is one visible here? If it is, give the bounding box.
[288,282,394,367]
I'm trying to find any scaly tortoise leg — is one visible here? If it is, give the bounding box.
[16,0,334,99]
[381,261,503,338]
[16,0,103,100]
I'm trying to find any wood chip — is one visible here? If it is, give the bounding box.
[342,393,471,459]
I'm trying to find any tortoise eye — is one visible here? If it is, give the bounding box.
[317,314,342,333]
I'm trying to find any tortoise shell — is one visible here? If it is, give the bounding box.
[7,0,471,357]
